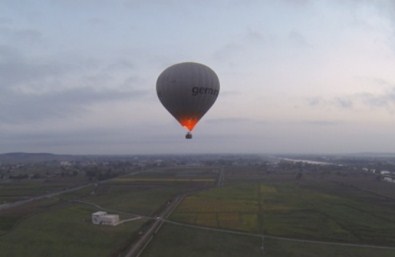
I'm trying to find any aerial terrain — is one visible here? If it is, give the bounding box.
[1,153,395,257]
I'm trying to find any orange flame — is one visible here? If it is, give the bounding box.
[179,117,199,131]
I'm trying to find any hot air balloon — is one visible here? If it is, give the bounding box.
[156,62,220,139]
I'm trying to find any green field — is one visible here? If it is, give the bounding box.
[2,165,395,257]
[0,179,84,204]
[172,183,259,232]
[263,237,395,257]
[142,223,395,257]
[0,169,214,257]
[171,181,395,245]
[149,175,395,257]
[0,202,144,257]
[141,223,263,257]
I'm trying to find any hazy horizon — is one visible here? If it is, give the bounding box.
[2,1,395,155]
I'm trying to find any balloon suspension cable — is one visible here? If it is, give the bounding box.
[185,132,192,139]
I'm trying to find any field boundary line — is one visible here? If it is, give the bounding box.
[163,220,395,250]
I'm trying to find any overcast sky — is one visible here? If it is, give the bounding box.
[1,0,395,155]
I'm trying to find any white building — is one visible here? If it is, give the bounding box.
[92,211,120,226]
[383,177,395,183]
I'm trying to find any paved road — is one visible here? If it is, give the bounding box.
[124,195,185,257]
[217,168,224,187]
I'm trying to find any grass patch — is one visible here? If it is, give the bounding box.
[0,203,144,257]
[0,181,69,203]
[0,175,202,256]
[113,178,215,183]
[172,181,395,246]
[143,224,395,257]
[264,237,395,257]
[141,223,263,257]
[86,183,194,215]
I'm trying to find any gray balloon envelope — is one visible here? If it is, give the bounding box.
[156,62,220,132]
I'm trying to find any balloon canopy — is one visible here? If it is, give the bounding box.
[156,62,220,136]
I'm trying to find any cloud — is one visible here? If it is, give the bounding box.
[0,17,44,49]
[0,86,148,124]
[358,89,395,108]
[245,29,268,44]
[0,27,43,45]
[361,1,395,22]
[205,117,254,124]
[212,42,243,62]
[306,97,325,107]
[305,96,357,110]
[212,28,272,65]
[0,45,70,91]
[301,120,344,126]
[334,97,353,109]
[0,44,150,125]
[350,79,395,109]
[333,0,395,39]
[281,0,310,6]
[306,81,395,111]
[288,30,312,48]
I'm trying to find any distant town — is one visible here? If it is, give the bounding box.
[1,152,395,186]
